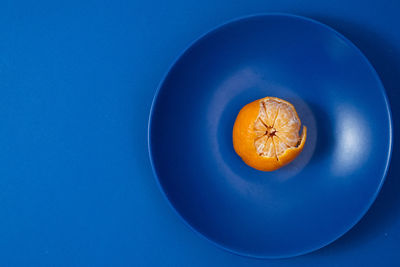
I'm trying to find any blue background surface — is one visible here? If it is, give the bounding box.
[0,0,398,266]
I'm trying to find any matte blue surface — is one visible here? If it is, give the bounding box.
[0,0,399,266]
[149,14,392,258]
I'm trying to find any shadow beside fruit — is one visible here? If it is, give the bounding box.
[307,102,333,163]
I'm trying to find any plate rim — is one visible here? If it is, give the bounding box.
[147,13,393,259]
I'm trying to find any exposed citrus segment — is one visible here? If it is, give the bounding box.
[260,98,280,126]
[275,131,299,148]
[254,136,276,158]
[273,136,290,156]
[232,97,307,172]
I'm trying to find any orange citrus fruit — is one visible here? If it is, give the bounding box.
[233,97,307,171]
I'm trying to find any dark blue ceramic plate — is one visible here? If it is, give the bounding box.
[148,14,392,258]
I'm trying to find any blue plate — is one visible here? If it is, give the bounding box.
[148,14,392,258]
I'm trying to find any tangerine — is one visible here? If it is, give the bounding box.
[233,97,307,171]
